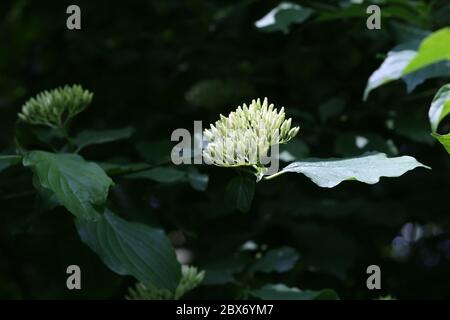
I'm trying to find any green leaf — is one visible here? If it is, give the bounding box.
[276,152,429,188]
[364,49,416,100]
[250,284,339,300]
[125,167,187,183]
[99,162,149,176]
[226,175,255,213]
[403,28,450,75]
[402,61,450,93]
[432,133,450,154]
[76,210,181,292]
[249,247,299,273]
[429,84,450,133]
[364,29,450,99]
[0,155,21,172]
[429,84,450,154]
[23,151,113,220]
[73,127,134,151]
[255,2,313,33]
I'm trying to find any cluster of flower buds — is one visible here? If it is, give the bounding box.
[127,265,205,300]
[203,98,300,167]
[18,85,93,128]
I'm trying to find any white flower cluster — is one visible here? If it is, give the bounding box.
[203,98,299,167]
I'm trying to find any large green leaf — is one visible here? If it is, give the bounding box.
[274,152,428,188]
[73,127,134,151]
[403,28,450,75]
[225,175,255,212]
[429,84,450,154]
[0,155,21,172]
[249,247,299,273]
[255,2,313,33]
[76,210,181,292]
[23,151,113,220]
[250,284,339,300]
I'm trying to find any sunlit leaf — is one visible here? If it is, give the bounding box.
[275,152,429,188]
[429,84,450,132]
[403,28,450,75]
[364,49,416,100]
[255,2,313,33]
[429,84,450,154]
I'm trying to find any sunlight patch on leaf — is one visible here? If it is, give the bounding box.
[255,2,313,33]
[274,152,429,188]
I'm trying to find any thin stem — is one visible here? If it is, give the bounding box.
[262,170,288,181]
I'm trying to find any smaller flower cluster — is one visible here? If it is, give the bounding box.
[127,265,205,300]
[203,98,299,167]
[18,85,93,128]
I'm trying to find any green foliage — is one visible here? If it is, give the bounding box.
[403,28,450,75]
[23,151,113,220]
[364,48,417,100]
[76,211,182,292]
[429,84,450,154]
[2,0,450,301]
[364,28,450,99]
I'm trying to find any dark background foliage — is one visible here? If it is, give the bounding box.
[1,0,450,299]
